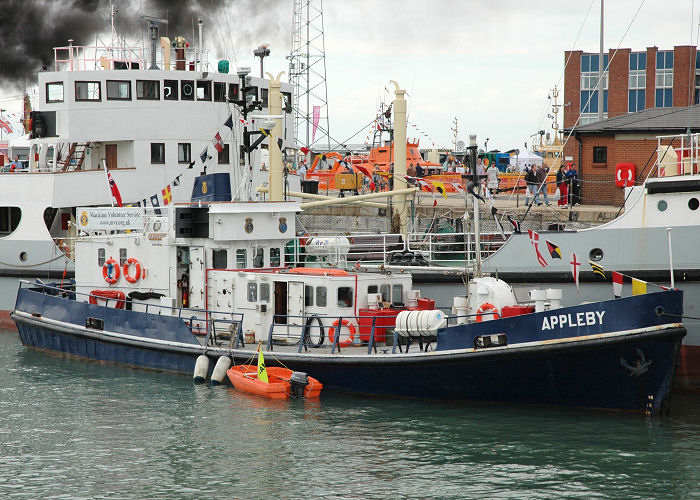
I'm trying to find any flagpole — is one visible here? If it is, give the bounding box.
[102,159,114,207]
[667,227,675,289]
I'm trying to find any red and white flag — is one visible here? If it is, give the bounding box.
[213,132,224,153]
[570,252,581,293]
[612,271,623,298]
[527,229,548,267]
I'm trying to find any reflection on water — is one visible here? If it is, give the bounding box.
[1,330,699,499]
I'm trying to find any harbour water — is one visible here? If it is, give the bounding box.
[1,329,699,499]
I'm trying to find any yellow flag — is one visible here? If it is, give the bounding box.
[257,344,269,383]
[632,278,647,295]
[432,181,448,199]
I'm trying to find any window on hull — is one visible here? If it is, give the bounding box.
[0,207,21,236]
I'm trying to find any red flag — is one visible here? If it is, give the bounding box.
[107,170,123,207]
[612,271,623,298]
[527,229,548,267]
[213,132,224,153]
[570,252,581,293]
[300,146,311,156]
[355,164,371,178]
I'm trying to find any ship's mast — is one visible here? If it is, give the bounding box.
[288,0,331,149]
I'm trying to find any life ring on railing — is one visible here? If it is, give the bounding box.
[102,257,120,284]
[89,290,126,309]
[476,302,500,322]
[123,258,142,284]
[328,319,356,347]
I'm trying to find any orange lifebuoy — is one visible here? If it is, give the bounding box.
[102,257,120,284]
[123,258,142,283]
[89,290,126,309]
[328,319,356,347]
[476,302,500,322]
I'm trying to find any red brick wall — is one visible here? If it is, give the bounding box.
[578,134,659,205]
[673,45,696,107]
[564,50,582,129]
[608,48,630,118]
[646,47,657,109]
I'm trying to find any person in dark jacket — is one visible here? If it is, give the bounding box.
[535,165,550,206]
[556,165,568,206]
[524,166,537,205]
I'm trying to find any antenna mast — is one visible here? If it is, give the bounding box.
[288,0,331,149]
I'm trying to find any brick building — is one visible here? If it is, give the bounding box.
[563,105,700,206]
[563,45,700,205]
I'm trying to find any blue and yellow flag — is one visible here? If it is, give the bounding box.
[257,343,269,383]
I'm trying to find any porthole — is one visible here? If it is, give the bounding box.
[657,200,668,212]
[19,251,27,262]
[589,248,604,262]
[689,198,699,211]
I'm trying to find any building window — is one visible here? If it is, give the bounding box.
[164,80,178,100]
[218,144,230,164]
[305,285,313,307]
[655,50,673,108]
[593,146,607,164]
[236,249,247,268]
[579,53,608,124]
[196,80,211,101]
[628,52,646,113]
[75,81,101,101]
[270,247,281,267]
[212,249,227,269]
[316,287,327,307]
[46,82,64,103]
[181,80,195,101]
[136,80,160,100]
[178,143,191,163]
[151,143,165,163]
[106,80,130,100]
[214,82,226,102]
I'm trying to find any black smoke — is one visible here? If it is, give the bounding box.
[0,0,287,90]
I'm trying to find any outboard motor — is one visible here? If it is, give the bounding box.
[289,371,309,398]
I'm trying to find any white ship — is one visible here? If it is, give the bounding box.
[0,18,296,319]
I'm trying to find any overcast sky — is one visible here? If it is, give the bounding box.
[2,0,699,152]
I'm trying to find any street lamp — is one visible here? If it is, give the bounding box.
[254,44,270,77]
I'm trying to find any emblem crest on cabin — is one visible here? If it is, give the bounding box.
[245,218,254,233]
[279,217,287,233]
[201,181,208,195]
[79,211,89,227]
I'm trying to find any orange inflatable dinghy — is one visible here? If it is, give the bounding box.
[227,365,323,399]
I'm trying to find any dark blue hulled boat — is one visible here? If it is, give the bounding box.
[11,257,685,413]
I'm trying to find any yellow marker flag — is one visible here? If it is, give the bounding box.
[257,343,269,383]
[432,181,448,199]
[632,278,647,295]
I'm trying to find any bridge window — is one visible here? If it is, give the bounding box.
[218,144,230,164]
[228,83,239,102]
[136,80,160,100]
[46,82,64,103]
[253,247,264,268]
[214,82,226,102]
[163,80,178,100]
[380,284,390,302]
[106,80,130,100]
[282,91,292,113]
[261,88,268,107]
[236,249,247,268]
[75,81,100,101]
[196,81,211,101]
[270,247,281,267]
[0,207,21,236]
[181,80,195,101]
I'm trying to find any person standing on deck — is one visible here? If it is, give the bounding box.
[566,163,579,206]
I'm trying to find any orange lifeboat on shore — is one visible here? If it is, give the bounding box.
[226,365,323,399]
